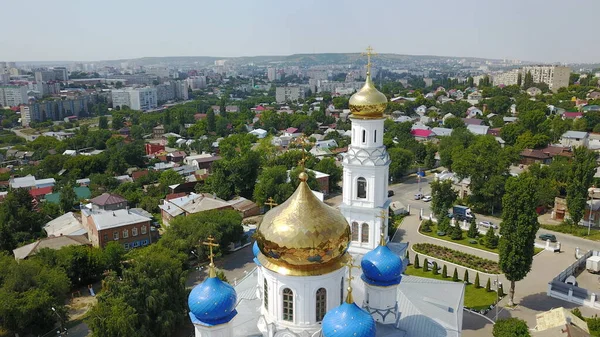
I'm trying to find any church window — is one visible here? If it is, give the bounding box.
[374,130,377,143]
[351,222,359,242]
[357,177,366,199]
[340,278,344,305]
[361,223,369,243]
[362,130,366,143]
[282,288,294,321]
[316,288,327,321]
[263,279,268,310]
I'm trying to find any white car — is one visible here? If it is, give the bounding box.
[414,193,423,200]
[479,221,498,229]
[422,195,432,202]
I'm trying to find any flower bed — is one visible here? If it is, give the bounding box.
[413,243,500,274]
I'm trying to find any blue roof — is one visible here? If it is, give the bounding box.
[188,277,237,325]
[322,302,376,337]
[361,245,403,287]
[252,241,261,266]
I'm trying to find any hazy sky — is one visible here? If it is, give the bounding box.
[1,0,598,63]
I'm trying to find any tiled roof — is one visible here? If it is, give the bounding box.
[90,193,127,206]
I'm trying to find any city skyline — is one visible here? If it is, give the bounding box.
[2,0,600,64]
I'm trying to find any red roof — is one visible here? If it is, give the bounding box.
[90,193,127,206]
[30,186,53,197]
[131,170,149,181]
[411,129,433,137]
[563,112,583,119]
[255,105,266,111]
[166,192,186,200]
[285,127,299,134]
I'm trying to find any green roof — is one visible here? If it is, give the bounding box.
[44,187,91,204]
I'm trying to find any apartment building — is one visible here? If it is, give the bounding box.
[185,76,206,90]
[111,87,158,111]
[521,65,571,92]
[34,70,56,82]
[0,85,28,107]
[25,95,94,123]
[82,207,153,249]
[492,69,520,86]
[275,86,305,103]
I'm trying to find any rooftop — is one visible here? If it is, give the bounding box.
[12,235,90,260]
[84,208,152,231]
[90,193,127,206]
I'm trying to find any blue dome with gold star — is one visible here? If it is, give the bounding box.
[188,276,237,326]
[322,302,376,337]
[361,244,403,287]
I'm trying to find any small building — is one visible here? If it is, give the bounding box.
[228,197,260,218]
[145,143,165,155]
[90,193,128,211]
[168,151,187,163]
[466,124,489,136]
[560,131,589,148]
[13,235,91,260]
[158,192,233,226]
[410,129,434,142]
[184,153,221,171]
[526,87,543,96]
[520,149,552,165]
[44,212,86,237]
[283,127,302,138]
[531,307,590,337]
[153,125,165,138]
[82,208,153,249]
[249,128,268,139]
[432,127,452,137]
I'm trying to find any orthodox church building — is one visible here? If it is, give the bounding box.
[187,49,465,337]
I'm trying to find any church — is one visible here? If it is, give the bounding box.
[186,49,465,337]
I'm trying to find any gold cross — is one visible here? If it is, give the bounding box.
[361,45,377,76]
[296,135,314,170]
[202,235,219,278]
[376,209,388,246]
[265,197,278,210]
[345,258,361,303]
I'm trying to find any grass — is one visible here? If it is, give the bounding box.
[413,243,501,274]
[420,223,544,255]
[540,223,600,241]
[404,264,499,311]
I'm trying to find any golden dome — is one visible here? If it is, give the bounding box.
[255,173,351,276]
[349,74,388,119]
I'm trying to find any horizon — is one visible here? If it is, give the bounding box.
[2,0,600,64]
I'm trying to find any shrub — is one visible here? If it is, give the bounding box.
[571,308,583,320]
[432,262,439,275]
[452,268,459,282]
[498,283,504,297]
[421,220,432,232]
[423,258,429,272]
[484,227,499,249]
[414,254,420,269]
[405,250,410,265]
[463,270,469,284]
[587,315,600,336]
[438,217,451,232]
[474,272,480,288]
[486,278,492,292]
[492,318,531,337]
[467,219,479,238]
[412,243,500,273]
[442,265,448,278]
[451,223,463,240]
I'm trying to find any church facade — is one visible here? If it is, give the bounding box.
[186,49,465,337]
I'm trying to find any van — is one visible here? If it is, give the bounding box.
[414,193,423,200]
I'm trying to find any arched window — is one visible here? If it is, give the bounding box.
[282,288,294,321]
[316,288,327,322]
[361,223,369,243]
[263,279,268,310]
[357,177,366,199]
[362,130,366,143]
[340,278,344,305]
[374,130,377,143]
[351,222,359,242]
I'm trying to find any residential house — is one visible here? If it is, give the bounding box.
[90,193,128,211]
[467,92,482,104]
[283,127,302,138]
[184,153,221,171]
[526,87,542,96]
[153,125,165,138]
[462,118,483,126]
[249,128,268,139]
[76,178,90,186]
[44,186,92,205]
[466,107,483,118]
[9,175,55,190]
[310,147,334,158]
[432,127,453,137]
[308,133,325,141]
[44,212,86,237]
[410,129,435,142]
[13,235,91,260]
[271,136,292,147]
[29,186,53,200]
[531,307,590,337]
[82,207,153,249]
[131,170,149,182]
[587,133,600,151]
[442,113,456,122]
[435,171,471,199]
[227,197,260,218]
[563,112,583,120]
[158,192,233,226]
[520,149,552,165]
[315,139,338,149]
[588,92,600,100]
[503,117,518,124]
[582,105,600,112]
[559,131,589,148]
[225,105,239,113]
[168,151,187,163]
[466,124,489,136]
[145,143,165,155]
[415,105,427,115]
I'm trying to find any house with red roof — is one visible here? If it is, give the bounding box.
[29,186,53,200]
[254,105,266,112]
[283,127,302,138]
[563,112,583,120]
[410,129,434,142]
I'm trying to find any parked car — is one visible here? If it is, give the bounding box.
[479,221,498,229]
[414,193,423,200]
[538,233,557,242]
[427,260,442,270]
[388,190,395,197]
[422,195,432,202]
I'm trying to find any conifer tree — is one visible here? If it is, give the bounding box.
[486,278,492,292]
[423,258,429,272]
[474,272,480,288]
[442,265,448,278]
[463,270,469,284]
[452,268,459,282]
[414,254,420,269]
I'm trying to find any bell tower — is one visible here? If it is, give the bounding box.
[340,46,391,255]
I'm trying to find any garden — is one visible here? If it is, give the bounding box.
[419,219,501,253]
[412,242,501,274]
[404,253,502,312]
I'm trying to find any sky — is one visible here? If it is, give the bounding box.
[1,0,599,64]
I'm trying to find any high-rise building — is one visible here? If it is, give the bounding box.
[275,86,305,103]
[25,95,94,123]
[521,65,571,92]
[267,67,279,81]
[0,85,28,107]
[35,71,56,82]
[185,76,206,90]
[492,69,520,86]
[112,87,158,111]
[0,73,9,84]
[111,90,131,110]
[52,67,69,81]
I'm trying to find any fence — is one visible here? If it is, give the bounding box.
[547,250,600,310]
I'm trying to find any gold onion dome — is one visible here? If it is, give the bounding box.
[255,172,351,276]
[349,74,388,119]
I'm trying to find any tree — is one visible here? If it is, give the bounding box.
[253,166,295,205]
[523,71,534,88]
[486,278,492,292]
[432,262,439,275]
[484,227,499,249]
[467,219,478,238]
[87,296,141,337]
[474,272,480,288]
[414,254,420,268]
[60,184,77,213]
[423,258,429,272]
[451,222,463,240]
[388,148,414,181]
[115,81,123,89]
[158,169,185,191]
[206,109,216,132]
[430,179,458,219]
[492,318,531,337]
[405,250,410,265]
[444,116,467,129]
[499,174,540,306]
[566,147,597,225]
[463,270,469,283]
[498,283,504,297]
[314,158,343,192]
[452,268,459,282]
[99,116,109,129]
[442,265,448,278]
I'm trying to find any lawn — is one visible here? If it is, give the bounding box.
[420,222,544,255]
[540,224,600,242]
[413,243,501,273]
[404,264,499,311]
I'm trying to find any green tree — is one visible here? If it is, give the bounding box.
[60,184,77,213]
[486,278,492,292]
[498,283,504,297]
[432,261,439,275]
[523,71,534,88]
[253,166,295,205]
[442,265,448,278]
[314,158,343,192]
[158,169,185,191]
[388,148,414,181]
[414,254,420,268]
[451,222,463,240]
[98,116,109,129]
[467,219,478,238]
[444,116,467,129]
[452,267,459,282]
[566,147,597,225]
[499,174,539,306]
[474,272,480,288]
[87,296,141,337]
[463,270,469,284]
[484,227,499,249]
[492,318,531,337]
[430,179,458,219]
[423,258,429,272]
[206,109,216,132]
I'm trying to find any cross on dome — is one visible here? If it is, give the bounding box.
[345,258,361,303]
[361,46,377,76]
[376,209,387,246]
[202,235,219,278]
